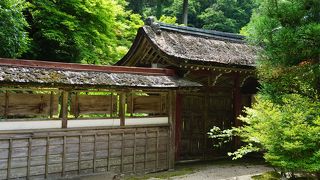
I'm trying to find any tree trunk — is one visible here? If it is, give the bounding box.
[182,0,188,25]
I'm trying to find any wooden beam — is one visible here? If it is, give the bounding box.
[61,91,69,128]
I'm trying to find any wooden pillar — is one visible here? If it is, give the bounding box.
[233,73,242,148]
[4,91,9,119]
[119,92,126,126]
[174,93,182,161]
[61,90,69,128]
[203,92,209,160]
[168,90,177,169]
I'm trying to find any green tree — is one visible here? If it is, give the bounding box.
[126,0,255,33]
[210,0,320,176]
[25,0,142,64]
[199,0,256,33]
[0,0,29,58]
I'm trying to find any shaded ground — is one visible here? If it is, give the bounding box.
[65,158,273,180]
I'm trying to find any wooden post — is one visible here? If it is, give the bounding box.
[78,135,82,174]
[74,92,79,118]
[203,93,209,160]
[49,91,54,118]
[233,73,242,148]
[174,93,181,161]
[119,92,126,126]
[61,91,69,128]
[7,139,12,179]
[4,91,9,119]
[168,91,177,170]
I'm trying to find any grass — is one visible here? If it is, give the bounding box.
[252,171,282,180]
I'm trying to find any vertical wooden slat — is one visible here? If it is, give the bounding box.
[133,131,136,173]
[93,134,97,173]
[7,139,12,179]
[74,92,79,118]
[119,93,126,126]
[62,136,66,177]
[130,93,133,117]
[45,137,50,178]
[78,135,82,174]
[121,133,124,173]
[168,91,176,169]
[27,138,32,179]
[159,95,162,115]
[203,94,209,160]
[233,73,242,149]
[4,91,9,118]
[50,91,54,118]
[156,130,159,170]
[174,93,182,161]
[144,130,148,171]
[110,93,113,118]
[61,91,69,128]
[107,133,111,171]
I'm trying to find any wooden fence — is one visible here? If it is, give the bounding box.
[0,88,176,179]
[0,126,170,179]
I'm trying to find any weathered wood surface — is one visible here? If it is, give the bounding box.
[70,95,117,115]
[0,126,169,179]
[127,94,166,114]
[179,93,233,161]
[0,93,58,116]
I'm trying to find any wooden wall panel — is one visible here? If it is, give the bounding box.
[127,95,165,114]
[0,95,4,115]
[70,95,117,115]
[0,93,58,116]
[0,126,169,179]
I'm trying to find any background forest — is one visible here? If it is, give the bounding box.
[0,0,256,64]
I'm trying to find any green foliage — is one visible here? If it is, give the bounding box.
[238,95,320,173]
[210,0,320,176]
[25,0,143,64]
[199,0,257,33]
[0,0,29,58]
[159,15,177,24]
[243,0,320,66]
[126,0,255,33]
[258,63,320,101]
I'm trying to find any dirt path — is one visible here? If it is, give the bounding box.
[64,159,273,180]
[171,163,272,180]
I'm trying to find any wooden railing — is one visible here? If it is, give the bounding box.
[0,88,170,130]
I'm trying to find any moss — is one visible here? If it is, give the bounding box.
[252,171,317,180]
[125,168,195,180]
[252,171,282,180]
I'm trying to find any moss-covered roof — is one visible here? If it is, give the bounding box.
[117,22,258,68]
[0,59,201,88]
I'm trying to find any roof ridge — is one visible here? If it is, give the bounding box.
[157,22,245,41]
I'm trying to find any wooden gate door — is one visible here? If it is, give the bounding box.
[177,92,234,161]
[179,94,206,160]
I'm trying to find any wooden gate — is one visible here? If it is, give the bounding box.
[178,91,233,161]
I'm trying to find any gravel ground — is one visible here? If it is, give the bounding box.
[171,163,272,180]
[64,159,272,180]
